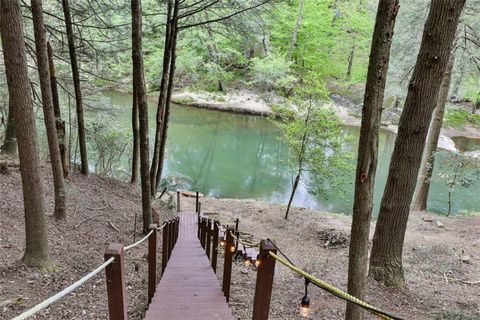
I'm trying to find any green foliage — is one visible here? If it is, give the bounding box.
[444,108,480,127]
[272,79,353,198]
[86,113,131,178]
[434,150,480,215]
[249,53,296,92]
[270,0,373,83]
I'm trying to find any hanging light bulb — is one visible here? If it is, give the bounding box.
[300,278,310,317]
[230,245,236,253]
[219,237,226,247]
[254,254,260,268]
[243,253,251,266]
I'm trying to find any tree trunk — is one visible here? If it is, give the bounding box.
[285,174,300,220]
[131,81,139,184]
[346,45,356,81]
[32,0,67,220]
[369,0,465,287]
[345,2,399,319]
[412,52,455,212]
[62,0,88,175]
[155,1,180,191]
[150,0,173,197]
[0,105,16,155]
[287,0,304,62]
[1,0,51,269]
[47,41,69,177]
[131,0,152,233]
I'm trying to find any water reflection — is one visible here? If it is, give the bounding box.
[94,91,480,216]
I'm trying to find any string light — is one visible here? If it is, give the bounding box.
[254,254,260,268]
[300,278,310,317]
[243,253,251,266]
[219,237,226,247]
[230,245,236,253]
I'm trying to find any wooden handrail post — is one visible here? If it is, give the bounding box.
[168,220,174,256]
[176,191,180,213]
[104,243,127,320]
[195,190,199,213]
[206,219,212,260]
[211,220,219,273]
[161,220,169,274]
[235,218,240,252]
[148,224,158,304]
[222,226,235,302]
[175,217,179,243]
[197,214,201,239]
[198,202,202,215]
[200,218,206,249]
[252,239,277,320]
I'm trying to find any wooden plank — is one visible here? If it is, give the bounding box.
[144,212,235,320]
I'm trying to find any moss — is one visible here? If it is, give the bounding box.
[172,96,195,105]
[443,107,480,128]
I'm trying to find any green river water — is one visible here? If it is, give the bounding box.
[80,91,480,216]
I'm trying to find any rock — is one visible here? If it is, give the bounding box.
[460,251,471,263]
[241,269,249,274]
[436,221,445,228]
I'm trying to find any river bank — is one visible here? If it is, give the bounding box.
[167,89,480,153]
[1,169,479,319]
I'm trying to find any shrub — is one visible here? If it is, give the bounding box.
[248,53,296,92]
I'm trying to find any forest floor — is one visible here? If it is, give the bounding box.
[1,168,479,320]
[0,166,176,320]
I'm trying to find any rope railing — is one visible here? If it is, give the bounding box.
[268,251,403,320]
[214,216,404,320]
[229,231,260,248]
[125,230,154,251]
[12,257,115,320]
[11,218,179,320]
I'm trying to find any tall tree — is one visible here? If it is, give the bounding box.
[62,0,88,175]
[131,0,152,233]
[0,0,51,268]
[369,0,466,287]
[131,82,140,185]
[346,1,399,319]
[47,42,69,177]
[412,51,456,212]
[150,0,174,196]
[31,0,67,220]
[287,0,304,62]
[0,106,16,155]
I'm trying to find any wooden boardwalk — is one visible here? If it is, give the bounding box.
[144,212,235,320]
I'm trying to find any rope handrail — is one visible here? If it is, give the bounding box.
[268,251,403,320]
[12,257,115,320]
[157,222,167,230]
[125,229,154,251]
[229,231,260,248]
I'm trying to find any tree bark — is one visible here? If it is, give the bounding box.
[62,0,88,175]
[287,0,304,62]
[131,81,139,184]
[1,0,51,268]
[345,2,399,319]
[47,41,69,177]
[131,0,152,233]
[346,45,356,81]
[155,0,180,191]
[32,0,67,220]
[0,105,16,155]
[412,52,455,212]
[150,0,173,197]
[369,0,465,287]
[285,173,300,219]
